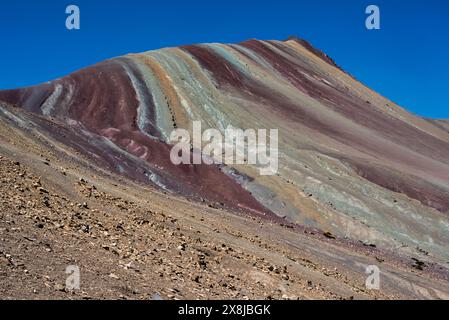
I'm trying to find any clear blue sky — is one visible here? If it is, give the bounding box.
[0,0,448,118]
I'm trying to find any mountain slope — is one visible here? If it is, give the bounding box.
[1,100,449,300]
[1,38,449,298]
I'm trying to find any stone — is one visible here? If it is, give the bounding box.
[54,284,66,292]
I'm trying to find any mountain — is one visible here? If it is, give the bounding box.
[1,38,449,299]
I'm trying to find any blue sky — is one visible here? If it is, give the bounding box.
[0,0,448,118]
